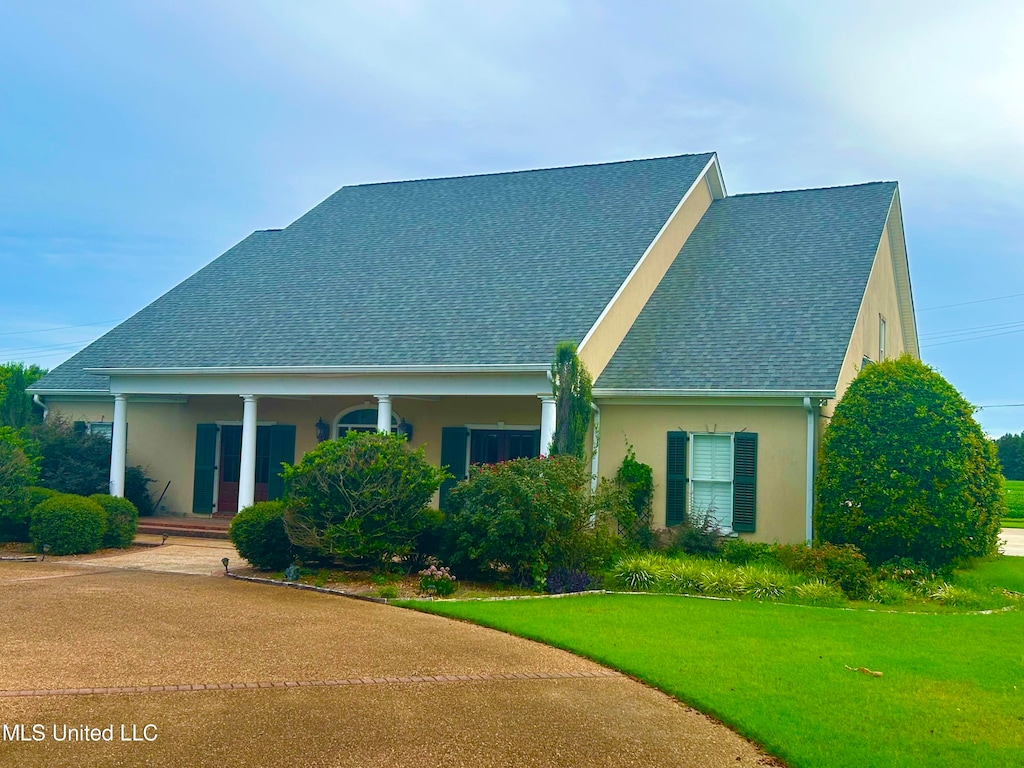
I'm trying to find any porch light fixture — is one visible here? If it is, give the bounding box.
[221,557,230,575]
[315,417,330,443]
[398,418,413,442]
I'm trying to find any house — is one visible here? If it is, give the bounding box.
[28,153,917,544]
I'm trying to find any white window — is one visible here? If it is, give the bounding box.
[87,422,113,441]
[879,315,887,360]
[690,433,733,531]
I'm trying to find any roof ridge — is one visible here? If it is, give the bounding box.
[342,152,717,190]
[730,180,896,198]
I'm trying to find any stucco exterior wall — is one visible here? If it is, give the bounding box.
[47,394,545,514]
[825,218,911,418]
[595,401,809,544]
[578,174,714,380]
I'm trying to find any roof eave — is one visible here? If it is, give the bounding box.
[84,364,551,376]
[592,388,836,399]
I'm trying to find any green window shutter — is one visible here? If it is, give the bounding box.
[266,425,296,501]
[665,431,688,526]
[439,427,469,512]
[192,424,218,513]
[733,432,758,532]
[532,429,541,458]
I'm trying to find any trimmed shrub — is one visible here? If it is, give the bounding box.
[283,432,447,567]
[720,539,780,566]
[26,486,59,509]
[125,466,155,516]
[89,494,139,548]
[0,428,37,542]
[30,493,106,555]
[816,356,1004,569]
[441,455,612,587]
[777,542,873,600]
[230,501,297,571]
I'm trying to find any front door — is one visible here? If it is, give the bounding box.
[217,426,271,513]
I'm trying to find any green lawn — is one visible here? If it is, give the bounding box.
[401,557,1024,768]
[1006,479,1024,519]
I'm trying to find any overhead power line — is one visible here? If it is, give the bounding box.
[918,292,1024,312]
[978,403,1024,409]
[920,318,1024,340]
[0,319,122,337]
[0,339,95,356]
[921,326,1024,348]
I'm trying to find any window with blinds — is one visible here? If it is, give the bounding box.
[690,433,734,530]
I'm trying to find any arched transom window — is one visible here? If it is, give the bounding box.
[334,407,399,439]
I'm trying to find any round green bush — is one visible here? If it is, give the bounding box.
[30,494,107,555]
[26,486,59,509]
[816,356,1004,569]
[89,494,139,548]
[230,501,296,571]
[282,432,448,567]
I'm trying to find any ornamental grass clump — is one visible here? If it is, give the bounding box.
[697,562,745,597]
[793,579,845,607]
[613,553,670,591]
[738,565,792,600]
[926,582,981,609]
[419,564,458,597]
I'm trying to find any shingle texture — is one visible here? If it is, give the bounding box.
[35,154,714,393]
[596,182,897,393]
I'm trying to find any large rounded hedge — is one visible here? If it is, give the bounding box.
[30,494,107,555]
[230,501,296,571]
[89,494,139,548]
[816,356,1004,568]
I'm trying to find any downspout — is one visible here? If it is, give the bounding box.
[33,394,49,421]
[803,396,814,545]
[590,402,601,493]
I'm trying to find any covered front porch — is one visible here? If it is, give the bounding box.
[96,366,558,516]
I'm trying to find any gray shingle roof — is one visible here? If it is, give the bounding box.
[595,182,898,393]
[34,154,715,393]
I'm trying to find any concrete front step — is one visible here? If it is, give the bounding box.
[136,520,231,541]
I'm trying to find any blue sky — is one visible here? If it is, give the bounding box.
[1,1,1022,435]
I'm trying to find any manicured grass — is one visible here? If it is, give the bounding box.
[1006,479,1024,519]
[1001,518,1024,529]
[401,558,1024,768]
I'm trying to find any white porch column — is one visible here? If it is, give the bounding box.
[238,395,259,511]
[109,394,128,497]
[375,395,392,433]
[539,395,557,457]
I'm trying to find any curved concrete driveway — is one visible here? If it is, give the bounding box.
[0,551,775,768]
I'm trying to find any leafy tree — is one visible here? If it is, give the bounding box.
[0,362,47,428]
[0,427,38,541]
[549,341,592,459]
[995,432,1024,480]
[816,355,1004,569]
[282,431,447,568]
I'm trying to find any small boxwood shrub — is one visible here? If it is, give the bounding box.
[230,501,297,571]
[30,493,106,555]
[777,542,873,600]
[89,494,139,548]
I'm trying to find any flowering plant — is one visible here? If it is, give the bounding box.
[419,564,458,597]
